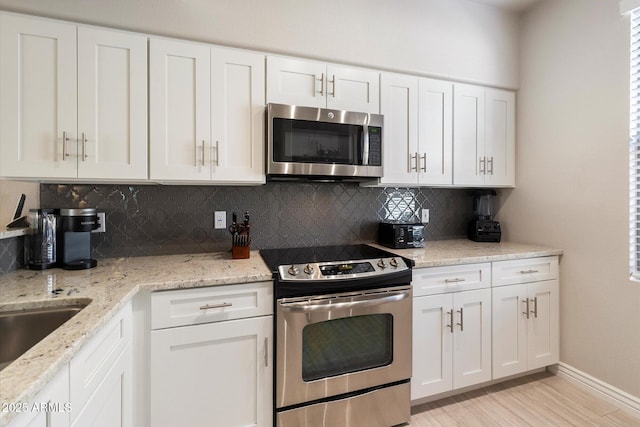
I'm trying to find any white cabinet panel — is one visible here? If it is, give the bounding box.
[149,38,211,181]
[267,56,379,114]
[453,83,485,186]
[413,263,491,297]
[379,73,418,186]
[485,89,515,187]
[77,27,148,180]
[211,47,265,183]
[150,315,273,427]
[492,256,559,287]
[528,280,559,370]
[0,14,77,178]
[418,78,453,185]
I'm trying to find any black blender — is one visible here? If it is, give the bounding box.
[468,190,501,242]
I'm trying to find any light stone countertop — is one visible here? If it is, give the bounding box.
[0,240,562,426]
[0,228,28,240]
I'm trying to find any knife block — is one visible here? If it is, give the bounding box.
[232,244,250,259]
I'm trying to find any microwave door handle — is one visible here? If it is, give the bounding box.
[279,289,410,312]
[362,125,370,166]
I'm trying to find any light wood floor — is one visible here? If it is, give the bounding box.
[410,371,640,426]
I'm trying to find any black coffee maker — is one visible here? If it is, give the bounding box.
[468,190,501,243]
[58,208,100,269]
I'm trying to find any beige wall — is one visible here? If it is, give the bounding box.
[0,180,39,226]
[0,0,520,89]
[498,0,640,398]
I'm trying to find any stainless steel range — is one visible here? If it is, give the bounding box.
[260,244,413,427]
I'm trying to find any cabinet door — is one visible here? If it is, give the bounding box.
[77,27,148,180]
[149,38,211,181]
[150,316,273,427]
[326,65,379,114]
[8,365,70,427]
[418,78,453,186]
[452,288,492,389]
[211,47,265,184]
[266,56,326,108]
[0,13,77,179]
[453,83,485,187]
[492,284,528,379]
[379,73,418,186]
[485,88,515,187]
[412,294,452,399]
[528,279,559,370]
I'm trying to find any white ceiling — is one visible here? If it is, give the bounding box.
[470,0,542,12]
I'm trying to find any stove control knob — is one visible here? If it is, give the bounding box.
[304,264,315,275]
[288,265,300,276]
[390,258,399,268]
[377,259,387,269]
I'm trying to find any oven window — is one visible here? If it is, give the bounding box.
[302,314,393,381]
[273,118,363,165]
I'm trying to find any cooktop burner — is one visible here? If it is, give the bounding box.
[260,244,413,298]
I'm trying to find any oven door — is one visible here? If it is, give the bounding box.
[275,285,412,409]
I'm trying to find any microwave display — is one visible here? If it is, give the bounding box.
[273,118,381,166]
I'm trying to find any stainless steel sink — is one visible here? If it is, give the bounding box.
[0,303,88,371]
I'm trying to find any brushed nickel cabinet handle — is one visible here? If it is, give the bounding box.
[201,140,206,166]
[215,141,220,166]
[81,132,88,161]
[62,131,70,160]
[488,156,494,175]
[456,307,464,331]
[264,337,269,367]
[199,302,232,310]
[330,74,336,97]
[522,298,530,319]
[530,296,538,318]
[420,153,427,172]
[318,73,324,96]
[444,278,466,283]
[446,309,454,334]
[479,157,486,174]
[519,269,539,274]
[409,153,418,171]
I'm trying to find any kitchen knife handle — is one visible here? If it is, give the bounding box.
[62,131,70,160]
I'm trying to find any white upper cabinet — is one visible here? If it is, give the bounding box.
[1,14,78,179]
[453,83,515,187]
[210,46,265,183]
[149,38,212,182]
[0,13,148,180]
[77,27,148,180]
[267,56,380,114]
[378,73,452,187]
[150,39,265,184]
[379,73,419,185]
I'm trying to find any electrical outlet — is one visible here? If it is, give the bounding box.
[92,212,106,233]
[214,211,226,229]
[421,209,430,224]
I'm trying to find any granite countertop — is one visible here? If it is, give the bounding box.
[0,251,272,426]
[0,239,562,426]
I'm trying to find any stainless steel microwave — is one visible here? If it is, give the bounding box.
[267,103,383,180]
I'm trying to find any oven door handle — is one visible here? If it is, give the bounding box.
[278,289,411,312]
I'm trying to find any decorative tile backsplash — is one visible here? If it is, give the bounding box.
[35,183,473,260]
[1,182,473,273]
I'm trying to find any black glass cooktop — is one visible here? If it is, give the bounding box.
[260,244,396,273]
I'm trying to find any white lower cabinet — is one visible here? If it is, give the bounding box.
[8,365,70,427]
[492,257,559,380]
[149,282,273,427]
[412,264,492,400]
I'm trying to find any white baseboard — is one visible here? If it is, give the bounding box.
[549,362,640,418]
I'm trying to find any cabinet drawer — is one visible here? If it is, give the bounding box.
[151,281,273,330]
[492,256,559,287]
[412,263,491,297]
[70,301,131,421]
